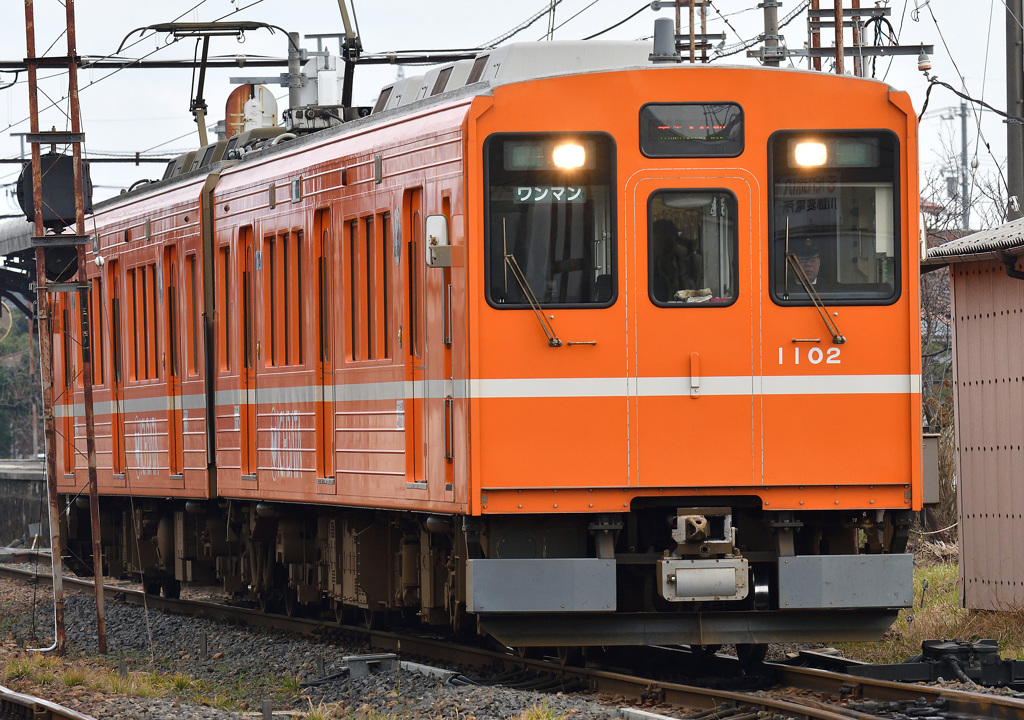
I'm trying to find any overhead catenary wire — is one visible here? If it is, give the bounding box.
[965,0,997,225]
[919,0,1011,207]
[713,0,810,61]
[582,3,649,41]
[0,0,266,137]
[540,0,603,40]
[881,0,908,82]
[482,0,568,48]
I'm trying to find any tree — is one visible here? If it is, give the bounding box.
[917,137,1008,537]
[0,308,43,458]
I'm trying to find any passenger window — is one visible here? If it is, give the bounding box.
[648,190,737,307]
[769,131,899,304]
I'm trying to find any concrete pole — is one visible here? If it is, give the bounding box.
[961,102,971,230]
[763,1,780,67]
[288,32,302,110]
[1007,0,1024,221]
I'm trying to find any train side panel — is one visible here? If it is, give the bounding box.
[55,179,212,500]
[209,103,472,512]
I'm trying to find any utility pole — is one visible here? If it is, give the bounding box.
[23,0,106,654]
[960,101,971,231]
[1007,0,1024,221]
[762,0,781,67]
[65,0,107,655]
[23,0,65,656]
[770,1,928,71]
[652,0,720,62]
[833,0,844,75]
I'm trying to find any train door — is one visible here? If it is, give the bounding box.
[59,297,75,475]
[314,209,336,492]
[108,259,126,484]
[627,174,757,487]
[403,188,427,485]
[240,228,258,478]
[164,246,184,477]
[439,196,454,500]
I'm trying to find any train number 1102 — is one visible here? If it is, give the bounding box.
[778,346,841,365]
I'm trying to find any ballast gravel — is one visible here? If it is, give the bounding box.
[0,575,658,719]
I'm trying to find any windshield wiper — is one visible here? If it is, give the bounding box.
[784,252,846,345]
[504,252,562,347]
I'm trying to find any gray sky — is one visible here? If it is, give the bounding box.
[0,0,1011,219]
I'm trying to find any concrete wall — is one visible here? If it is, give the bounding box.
[0,462,47,546]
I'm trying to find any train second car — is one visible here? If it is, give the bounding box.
[53,39,921,648]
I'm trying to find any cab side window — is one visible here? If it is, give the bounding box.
[648,190,737,307]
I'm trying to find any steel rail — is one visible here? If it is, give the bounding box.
[0,683,96,720]
[5,562,1024,719]
[766,662,1024,719]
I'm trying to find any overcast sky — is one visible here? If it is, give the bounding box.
[0,0,1012,219]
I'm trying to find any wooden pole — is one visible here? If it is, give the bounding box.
[23,0,65,655]
[834,0,844,75]
[64,0,107,654]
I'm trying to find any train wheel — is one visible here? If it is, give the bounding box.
[142,576,161,596]
[736,643,767,667]
[514,646,546,660]
[363,609,385,630]
[258,591,281,614]
[690,644,721,658]
[556,646,584,667]
[161,577,181,600]
[284,588,300,618]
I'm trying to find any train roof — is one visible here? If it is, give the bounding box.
[96,39,900,212]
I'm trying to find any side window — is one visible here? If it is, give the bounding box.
[648,190,737,306]
[769,131,899,305]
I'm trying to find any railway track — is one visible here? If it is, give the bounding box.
[4,560,1024,719]
[0,683,95,720]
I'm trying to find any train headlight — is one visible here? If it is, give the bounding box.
[552,143,585,169]
[794,141,827,167]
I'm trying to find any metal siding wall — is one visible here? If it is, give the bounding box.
[954,259,1024,610]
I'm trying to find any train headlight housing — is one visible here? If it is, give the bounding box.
[552,143,586,169]
[794,141,828,167]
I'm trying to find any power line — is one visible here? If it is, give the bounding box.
[0,0,266,137]
[541,0,601,40]
[582,3,649,40]
[483,0,568,48]
[713,0,810,60]
[921,2,1010,202]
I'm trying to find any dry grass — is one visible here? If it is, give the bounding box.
[836,542,1024,664]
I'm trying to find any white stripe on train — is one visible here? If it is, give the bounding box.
[54,374,920,417]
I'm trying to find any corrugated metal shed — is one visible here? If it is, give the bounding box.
[924,215,1024,265]
[926,224,1024,611]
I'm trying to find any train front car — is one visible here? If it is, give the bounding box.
[463,50,921,648]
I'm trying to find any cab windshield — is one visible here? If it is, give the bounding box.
[769,131,899,305]
[485,133,615,308]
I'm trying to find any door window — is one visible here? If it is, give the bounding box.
[648,190,738,306]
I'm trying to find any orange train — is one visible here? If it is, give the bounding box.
[53,39,922,650]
